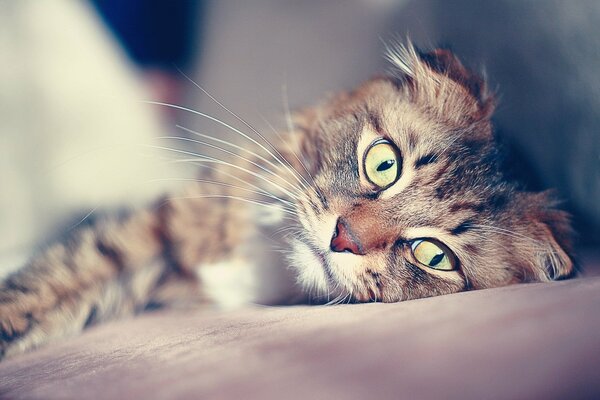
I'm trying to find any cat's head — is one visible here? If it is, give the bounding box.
[285,43,574,302]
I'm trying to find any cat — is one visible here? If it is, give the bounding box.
[0,43,574,360]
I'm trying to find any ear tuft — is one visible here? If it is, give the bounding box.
[386,41,495,121]
[417,48,491,110]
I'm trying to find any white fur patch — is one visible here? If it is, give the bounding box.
[198,219,302,308]
[289,240,328,294]
[196,259,262,309]
[384,41,419,78]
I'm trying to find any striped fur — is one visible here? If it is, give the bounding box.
[0,43,574,359]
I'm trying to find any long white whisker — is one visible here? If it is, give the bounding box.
[173,126,290,180]
[468,224,548,251]
[282,82,325,197]
[174,69,313,193]
[155,158,301,217]
[281,82,323,194]
[64,206,99,233]
[270,225,303,238]
[156,135,302,196]
[146,153,278,199]
[147,177,295,210]
[259,112,317,188]
[146,145,300,200]
[164,195,297,216]
[181,161,279,198]
[173,126,308,197]
[144,101,297,181]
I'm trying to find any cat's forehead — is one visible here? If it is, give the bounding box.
[320,77,459,157]
[311,75,502,206]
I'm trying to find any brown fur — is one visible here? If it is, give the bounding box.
[0,43,574,359]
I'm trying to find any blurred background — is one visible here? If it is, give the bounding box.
[1,0,598,272]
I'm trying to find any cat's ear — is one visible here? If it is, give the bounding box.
[387,43,495,123]
[418,48,493,114]
[518,193,575,281]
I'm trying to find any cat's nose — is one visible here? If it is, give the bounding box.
[330,218,364,255]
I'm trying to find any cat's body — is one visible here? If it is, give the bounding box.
[0,44,574,360]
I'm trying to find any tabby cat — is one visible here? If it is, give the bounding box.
[0,44,574,360]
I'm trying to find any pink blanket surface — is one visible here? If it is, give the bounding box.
[1,261,599,399]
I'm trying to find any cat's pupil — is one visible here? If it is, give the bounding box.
[429,253,445,267]
[376,159,394,172]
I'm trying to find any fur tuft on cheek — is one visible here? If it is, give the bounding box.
[529,217,574,281]
[288,239,329,293]
[516,194,575,282]
[386,41,495,129]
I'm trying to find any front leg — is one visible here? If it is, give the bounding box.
[0,211,165,359]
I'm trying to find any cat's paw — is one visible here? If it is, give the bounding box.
[0,305,36,360]
[0,287,58,360]
[0,283,98,360]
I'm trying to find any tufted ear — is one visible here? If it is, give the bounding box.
[386,43,495,123]
[418,48,493,113]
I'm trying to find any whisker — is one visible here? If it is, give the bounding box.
[156,135,302,196]
[174,69,314,193]
[270,225,303,238]
[152,158,302,220]
[64,206,99,233]
[259,112,318,189]
[469,226,557,267]
[144,102,300,185]
[174,125,291,178]
[280,82,325,200]
[147,177,295,209]
[468,223,548,250]
[145,145,301,200]
[181,161,282,200]
[163,194,298,217]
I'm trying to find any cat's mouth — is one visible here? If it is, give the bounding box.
[295,210,383,302]
[299,237,382,303]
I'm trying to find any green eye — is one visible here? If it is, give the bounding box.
[410,239,456,271]
[363,139,401,189]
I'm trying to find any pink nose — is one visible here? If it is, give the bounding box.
[330,218,364,255]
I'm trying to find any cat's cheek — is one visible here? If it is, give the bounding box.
[288,240,329,294]
[326,251,390,301]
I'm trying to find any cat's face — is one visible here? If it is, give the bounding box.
[287,45,573,302]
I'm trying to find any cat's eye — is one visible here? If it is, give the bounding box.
[410,239,456,271]
[363,139,401,189]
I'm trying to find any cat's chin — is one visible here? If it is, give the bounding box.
[327,251,384,302]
